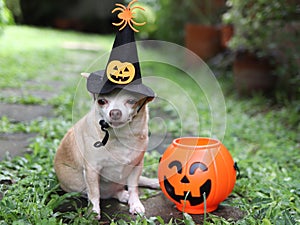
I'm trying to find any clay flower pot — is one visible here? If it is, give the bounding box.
[185,24,222,61]
[220,24,234,49]
[158,137,236,214]
[233,51,276,95]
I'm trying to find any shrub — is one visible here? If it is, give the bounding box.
[223,0,300,98]
[0,0,14,33]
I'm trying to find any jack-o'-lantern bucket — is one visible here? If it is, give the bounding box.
[158,137,236,214]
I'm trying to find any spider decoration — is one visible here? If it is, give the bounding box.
[112,0,146,32]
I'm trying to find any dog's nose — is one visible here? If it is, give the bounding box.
[109,109,122,120]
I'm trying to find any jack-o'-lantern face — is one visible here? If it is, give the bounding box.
[106,60,135,84]
[163,160,211,206]
[158,138,237,214]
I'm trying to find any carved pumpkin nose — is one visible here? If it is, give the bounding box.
[110,109,122,120]
[180,175,190,184]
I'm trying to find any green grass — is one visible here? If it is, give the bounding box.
[0,26,113,88]
[222,94,300,224]
[0,26,299,224]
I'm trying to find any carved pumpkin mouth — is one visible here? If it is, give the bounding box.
[110,74,130,82]
[163,176,211,206]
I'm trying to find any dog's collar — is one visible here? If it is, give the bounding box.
[93,120,110,147]
[137,98,147,114]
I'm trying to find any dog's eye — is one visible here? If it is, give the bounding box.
[97,99,108,106]
[126,99,137,105]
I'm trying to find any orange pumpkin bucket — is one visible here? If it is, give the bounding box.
[158,137,236,214]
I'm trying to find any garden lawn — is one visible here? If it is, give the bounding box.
[0,26,299,224]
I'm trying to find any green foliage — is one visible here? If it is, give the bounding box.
[143,151,160,178]
[222,86,300,224]
[183,0,226,25]
[5,0,22,22]
[223,0,300,97]
[154,0,226,44]
[223,0,294,55]
[0,27,64,88]
[0,95,44,105]
[153,0,187,44]
[0,26,112,89]
[0,0,13,33]
[0,120,73,224]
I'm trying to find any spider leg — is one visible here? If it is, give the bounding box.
[131,19,146,27]
[128,21,139,32]
[119,20,128,31]
[112,7,125,14]
[112,20,125,27]
[130,11,136,19]
[131,6,145,11]
[128,0,138,9]
[115,3,126,10]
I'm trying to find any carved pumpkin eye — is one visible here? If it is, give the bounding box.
[189,162,208,175]
[168,160,182,174]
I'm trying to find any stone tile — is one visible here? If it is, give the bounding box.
[0,132,37,160]
[0,88,58,101]
[0,103,53,122]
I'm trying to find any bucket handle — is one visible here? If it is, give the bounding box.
[234,162,241,179]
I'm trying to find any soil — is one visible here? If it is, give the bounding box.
[101,193,245,224]
[54,190,245,224]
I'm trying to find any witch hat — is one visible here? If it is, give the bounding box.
[87,0,155,98]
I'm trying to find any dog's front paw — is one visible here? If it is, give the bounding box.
[95,213,101,220]
[115,190,129,203]
[91,204,101,220]
[129,200,145,215]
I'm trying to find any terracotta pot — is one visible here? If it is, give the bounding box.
[54,18,72,29]
[185,24,222,61]
[233,52,276,95]
[220,24,234,49]
[158,137,236,214]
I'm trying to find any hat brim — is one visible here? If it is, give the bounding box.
[87,71,155,98]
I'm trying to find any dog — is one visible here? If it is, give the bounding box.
[54,74,158,219]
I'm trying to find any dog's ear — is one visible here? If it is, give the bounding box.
[136,97,155,113]
[137,97,155,107]
[81,72,90,79]
[145,97,155,104]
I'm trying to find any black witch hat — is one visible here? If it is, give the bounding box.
[87,0,155,98]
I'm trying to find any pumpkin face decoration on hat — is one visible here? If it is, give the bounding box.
[106,60,135,84]
[86,0,154,98]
